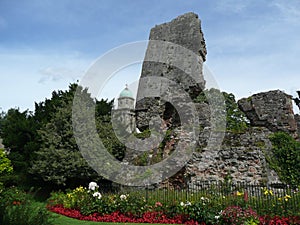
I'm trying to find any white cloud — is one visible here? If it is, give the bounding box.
[0,48,92,111]
[215,0,251,14]
[38,67,82,83]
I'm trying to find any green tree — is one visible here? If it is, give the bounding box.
[223,92,249,132]
[96,116,126,161]
[195,89,249,132]
[31,85,98,186]
[0,111,5,136]
[0,148,13,187]
[0,149,13,176]
[269,132,300,185]
[96,99,114,118]
[1,109,38,172]
[31,84,122,187]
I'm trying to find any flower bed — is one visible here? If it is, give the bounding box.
[49,204,200,224]
[47,182,300,225]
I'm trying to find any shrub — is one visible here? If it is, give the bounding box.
[220,206,259,225]
[0,187,54,225]
[2,202,54,225]
[269,132,300,185]
[0,186,28,217]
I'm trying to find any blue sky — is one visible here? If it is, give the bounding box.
[0,0,299,113]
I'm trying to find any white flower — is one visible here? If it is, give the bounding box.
[180,201,191,207]
[200,196,209,202]
[185,201,191,206]
[215,215,220,220]
[92,191,102,199]
[120,194,127,200]
[88,181,99,191]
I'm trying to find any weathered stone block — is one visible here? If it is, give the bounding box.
[135,12,207,130]
[238,90,297,134]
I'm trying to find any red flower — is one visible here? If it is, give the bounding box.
[48,204,201,224]
[12,201,21,205]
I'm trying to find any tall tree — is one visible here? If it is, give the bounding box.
[1,109,38,172]
[31,85,97,186]
[195,89,249,132]
[31,84,122,187]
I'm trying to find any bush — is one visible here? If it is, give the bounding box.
[220,206,259,225]
[0,186,28,217]
[269,132,300,185]
[48,182,300,224]
[2,202,54,225]
[0,186,54,225]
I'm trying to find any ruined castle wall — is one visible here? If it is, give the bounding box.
[135,12,207,130]
[187,127,281,186]
[131,13,299,187]
[238,90,297,135]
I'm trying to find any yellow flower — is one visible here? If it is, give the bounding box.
[236,191,243,196]
[263,187,273,196]
[284,195,291,201]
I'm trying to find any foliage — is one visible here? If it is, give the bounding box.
[269,132,300,185]
[95,99,114,118]
[30,84,122,187]
[0,148,13,175]
[96,117,126,161]
[48,181,300,224]
[31,86,94,186]
[1,83,117,189]
[0,111,5,136]
[0,148,14,187]
[1,109,39,173]
[0,186,28,216]
[259,215,300,225]
[2,202,54,225]
[49,205,199,224]
[219,206,259,225]
[223,92,249,132]
[52,213,171,225]
[195,89,249,132]
[0,187,54,225]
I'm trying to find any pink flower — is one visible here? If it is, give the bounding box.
[155,201,163,207]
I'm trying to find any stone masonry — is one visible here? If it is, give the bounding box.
[135,12,207,130]
[131,12,299,186]
[238,90,297,136]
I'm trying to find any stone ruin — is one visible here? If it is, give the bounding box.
[238,90,297,135]
[131,12,299,186]
[135,12,207,130]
